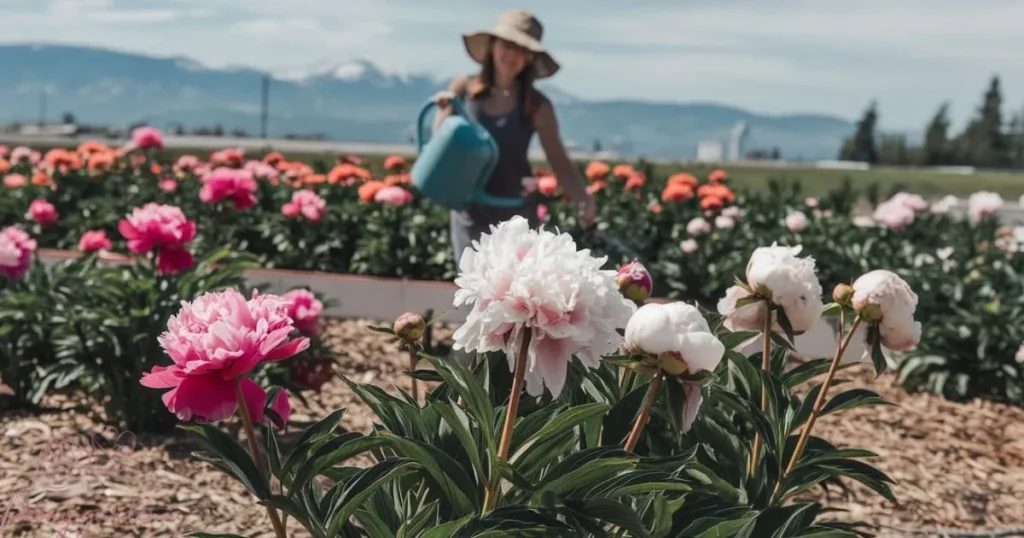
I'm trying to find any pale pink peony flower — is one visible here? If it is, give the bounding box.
[78,230,112,253]
[158,178,178,192]
[10,146,34,164]
[680,239,698,253]
[118,203,197,274]
[686,217,711,236]
[721,206,742,219]
[0,226,36,280]
[1015,344,1024,365]
[616,259,653,304]
[717,285,768,332]
[281,189,327,222]
[282,288,324,335]
[804,197,819,208]
[873,199,916,230]
[140,289,309,424]
[930,195,959,215]
[174,154,201,173]
[374,185,414,206]
[243,160,280,184]
[520,176,538,194]
[852,270,920,351]
[0,145,8,158]
[714,215,735,230]
[131,126,165,150]
[3,174,26,188]
[28,198,58,225]
[967,191,1003,223]
[200,167,258,210]
[538,175,558,196]
[452,216,636,397]
[888,192,927,212]
[785,211,808,233]
[722,243,824,334]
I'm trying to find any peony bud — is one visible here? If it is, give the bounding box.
[617,259,653,304]
[851,269,921,350]
[657,352,688,376]
[624,303,725,376]
[832,283,854,306]
[394,312,426,342]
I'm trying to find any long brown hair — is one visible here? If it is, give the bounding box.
[467,38,541,124]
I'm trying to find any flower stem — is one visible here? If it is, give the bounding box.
[772,313,862,503]
[483,328,532,512]
[623,371,663,452]
[235,381,288,538]
[408,347,419,402]
[749,305,773,477]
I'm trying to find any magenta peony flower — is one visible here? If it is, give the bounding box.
[374,186,414,206]
[131,126,165,150]
[282,288,324,335]
[281,189,326,223]
[200,167,258,210]
[616,259,653,304]
[0,226,36,280]
[78,230,112,253]
[28,198,58,225]
[140,289,310,424]
[118,203,196,254]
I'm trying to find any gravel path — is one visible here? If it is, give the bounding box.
[1,319,1022,537]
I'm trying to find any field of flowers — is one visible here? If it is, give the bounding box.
[1,128,1024,536]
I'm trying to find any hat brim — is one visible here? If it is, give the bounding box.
[462,30,560,79]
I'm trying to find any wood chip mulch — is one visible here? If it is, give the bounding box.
[1,319,1022,537]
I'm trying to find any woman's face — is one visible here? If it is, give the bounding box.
[491,38,532,79]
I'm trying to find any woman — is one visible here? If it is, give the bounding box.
[434,9,597,267]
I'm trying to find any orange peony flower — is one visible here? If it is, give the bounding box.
[262,152,285,166]
[661,183,694,203]
[151,164,163,175]
[625,173,646,191]
[328,163,372,185]
[384,173,411,186]
[87,151,115,171]
[586,180,607,195]
[585,161,610,181]
[0,159,9,174]
[44,148,81,170]
[700,196,724,211]
[709,169,728,183]
[32,171,53,187]
[358,180,387,203]
[77,141,109,155]
[383,155,408,171]
[668,173,698,189]
[611,164,635,179]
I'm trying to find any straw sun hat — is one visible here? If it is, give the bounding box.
[461,9,560,79]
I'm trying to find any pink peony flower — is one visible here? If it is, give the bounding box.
[210,148,245,167]
[686,217,711,236]
[174,154,201,172]
[28,198,58,225]
[282,288,324,335]
[118,203,196,254]
[374,185,414,206]
[680,239,698,253]
[78,230,112,253]
[0,145,8,158]
[4,174,26,188]
[131,126,165,150]
[967,191,1003,223]
[243,160,280,184]
[10,146,34,164]
[281,189,327,223]
[888,192,927,212]
[538,175,558,196]
[537,204,549,221]
[873,200,916,230]
[616,259,653,304]
[0,226,36,280]
[200,167,258,210]
[158,178,178,192]
[140,289,310,424]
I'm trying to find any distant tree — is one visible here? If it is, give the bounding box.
[955,76,1009,168]
[1008,106,1024,168]
[771,147,781,160]
[921,103,951,166]
[231,129,249,138]
[839,101,879,163]
[878,134,910,166]
[593,139,602,152]
[212,124,224,137]
[60,112,76,125]
[172,124,185,136]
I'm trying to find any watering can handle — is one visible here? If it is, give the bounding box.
[415,95,470,154]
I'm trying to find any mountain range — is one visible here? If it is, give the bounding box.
[0,44,857,159]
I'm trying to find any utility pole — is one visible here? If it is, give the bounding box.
[39,91,47,126]
[260,75,270,139]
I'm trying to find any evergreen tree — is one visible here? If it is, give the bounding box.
[1008,106,1024,168]
[839,101,879,163]
[956,76,1009,167]
[921,103,951,165]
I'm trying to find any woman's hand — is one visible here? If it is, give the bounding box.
[433,90,455,111]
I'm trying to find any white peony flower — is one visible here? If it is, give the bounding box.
[1015,344,1024,365]
[930,195,959,215]
[785,211,808,233]
[967,191,1003,223]
[624,302,725,375]
[852,215,876,228]
[851,269,921,351]
[716,285,768,332]
[714,215,735,230]
[721,206,742,219]
[873,199,916,230]
[680,239,698,254]
[686,217,711,236]
[452,216,637,397]
[743,243,824,334]
[887,192,928,212]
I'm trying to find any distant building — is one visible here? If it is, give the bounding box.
[728,121,749,161]
[697,139,724,162]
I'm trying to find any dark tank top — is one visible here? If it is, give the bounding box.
[450,88,539,230]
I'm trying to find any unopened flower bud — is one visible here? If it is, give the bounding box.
[857,303,884,324]
[832,283,854,305]
[393,312,425,342]
[617,259,653,304]
[657,352,688,376]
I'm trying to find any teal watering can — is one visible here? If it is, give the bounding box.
[411,97,525,212]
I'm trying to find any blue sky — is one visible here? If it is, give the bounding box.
[1,0,1022,129]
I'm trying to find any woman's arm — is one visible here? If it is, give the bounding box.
[432,75,471,131]
[535,97,596,224]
